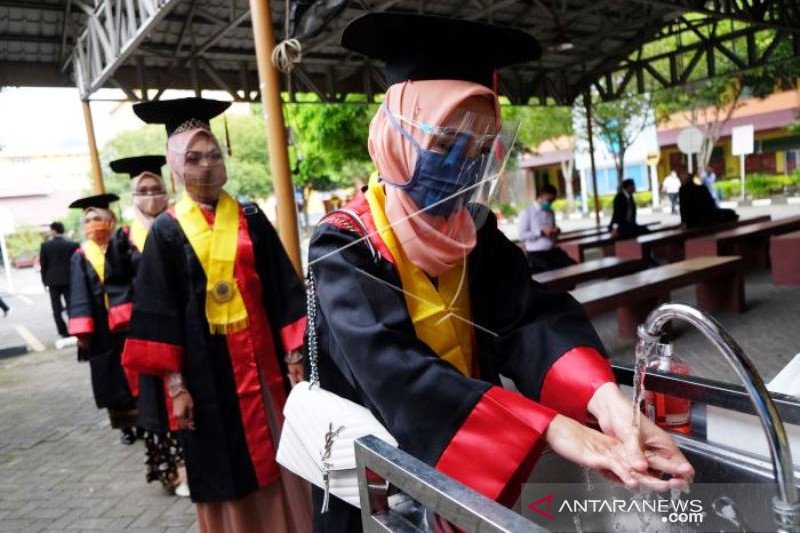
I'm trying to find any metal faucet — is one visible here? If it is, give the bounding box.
[638,303,799,533]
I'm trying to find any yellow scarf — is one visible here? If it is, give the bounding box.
[175,191,248,334]
[82,240,109,308]
[130,219,148,252]
[365,181,474,376]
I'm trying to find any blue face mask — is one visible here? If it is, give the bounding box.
[381,105,488,216]
[540,200,552,210]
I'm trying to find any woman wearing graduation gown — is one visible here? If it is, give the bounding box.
[68,194,138,444]
[121,97,312,533]
[308,14,694,531]
[106,155,189,496]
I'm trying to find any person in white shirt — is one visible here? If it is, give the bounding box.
[662,170,681,214]
[517,184,576,273]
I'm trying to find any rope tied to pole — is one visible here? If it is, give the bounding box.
[271,38,303,73]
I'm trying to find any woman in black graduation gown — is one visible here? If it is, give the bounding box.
[122,98,311,532]
[67,193,138,444]
[106,155,189,496]
[308,14,694,531]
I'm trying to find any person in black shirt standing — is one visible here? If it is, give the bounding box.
[40,221,80,336]
[609,178,650,238]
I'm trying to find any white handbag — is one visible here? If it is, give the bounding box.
[277,256,398,511]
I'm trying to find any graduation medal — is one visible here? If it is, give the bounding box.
[212,280,234,303]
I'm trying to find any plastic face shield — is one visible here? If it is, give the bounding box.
[382,106,519,226]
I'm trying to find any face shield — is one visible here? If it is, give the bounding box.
[380,104,519,227]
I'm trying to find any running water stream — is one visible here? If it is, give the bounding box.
[632,338,657,430]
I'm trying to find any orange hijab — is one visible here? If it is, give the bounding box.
[367,80,499,277]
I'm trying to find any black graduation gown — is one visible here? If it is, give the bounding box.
[122,203,307,503]
[68,248,135,411]
[105,227,169,433]
[308,193,615,531]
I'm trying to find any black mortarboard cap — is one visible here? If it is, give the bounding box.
[132,97,231,137]
[341,13,541,88]
[109,155,166,179]
[69,193,120,210]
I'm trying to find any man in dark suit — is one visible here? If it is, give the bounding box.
[679,173,738,229]
[609,178,650,239]
[40,222,79,337]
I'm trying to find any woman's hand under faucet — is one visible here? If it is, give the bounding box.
[588,382,695,489]
[545,414,677,491]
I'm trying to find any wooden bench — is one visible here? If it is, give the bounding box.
[571,256,744,337]
[771,230,800,285]
[532,257,645,291]
[685,215,800,268]
[560,233,618,262]
[614,215,771,263]
[558,227,609,242]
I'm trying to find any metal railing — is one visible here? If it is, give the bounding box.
[355,435,548,533]
[71,0,181,97]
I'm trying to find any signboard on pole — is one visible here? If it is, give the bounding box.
[677,127,703,174]
[731,125,754,156]
[731,125,755,201]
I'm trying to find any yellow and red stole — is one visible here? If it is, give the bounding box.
[175,191,248,334]
[129,219,148,252]
[365,181,475,377]
[81,239,109,308]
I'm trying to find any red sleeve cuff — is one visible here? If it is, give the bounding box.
[122,338,184,376]
[435,386,557,506]
[107,302,133,333]
[540,347,616,424]
[68,317,94,336]
[280,315,307,352]
[124,367,139,398]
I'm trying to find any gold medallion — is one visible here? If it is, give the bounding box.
[211,281,234,303]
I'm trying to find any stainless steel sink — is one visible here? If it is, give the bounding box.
[524,433,797,531]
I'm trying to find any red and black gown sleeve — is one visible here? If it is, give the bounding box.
[121,218,184,377]
[471,211,616,424]
[67,250,94,337]
[249,207,306,352]
[104,227,135,333]
[309,223,557,506]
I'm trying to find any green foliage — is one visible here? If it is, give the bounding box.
[498,203,518,218]
[715,174,800,200]
[283,95,376,190]
[500,104,573,151]
[6,227,44,258]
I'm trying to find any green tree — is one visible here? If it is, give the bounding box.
[649,19,800,176]
[502,105,578,211]
[575,90,654,189]
[283,95,376,191]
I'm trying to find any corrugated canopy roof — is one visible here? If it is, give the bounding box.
[1,0,799,104]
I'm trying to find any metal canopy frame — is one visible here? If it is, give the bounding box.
[1,0,799,105]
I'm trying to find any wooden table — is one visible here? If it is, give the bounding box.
[770,230,800,285]
[614,216,771,263]
[685,215,800,268]
[571,256,744,337]
[532,257,645,291]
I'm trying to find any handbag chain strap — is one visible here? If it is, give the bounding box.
[306,208,378,387]
[306,268,321,386]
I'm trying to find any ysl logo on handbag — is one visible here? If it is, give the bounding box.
[320,422,344,513]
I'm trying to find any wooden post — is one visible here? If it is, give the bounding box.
[583,91,601,227]
[248,0,302,275]
[81,99,105,194]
